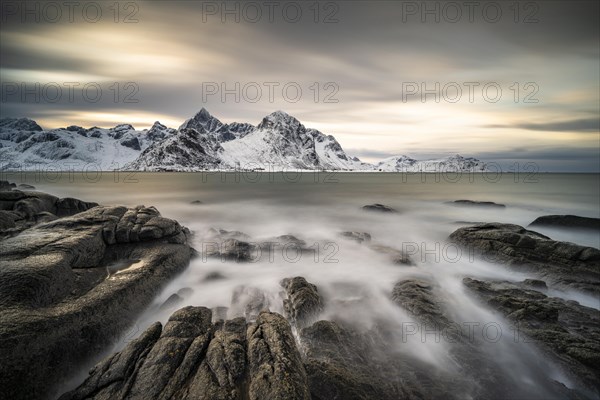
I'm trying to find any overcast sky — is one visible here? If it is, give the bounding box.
[1,0,598,171]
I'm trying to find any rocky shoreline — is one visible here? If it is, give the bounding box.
[1,187,598,400]
[0,183,194,399]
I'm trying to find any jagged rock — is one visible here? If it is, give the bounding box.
[247,312,310,400]
[206,227,251,241]
[391,278,586,400]
[300,320,438,400]
[448,200,506,208]
[339,231,371,243]
[463,277,600,393]
[361,203,397,213]
[529,215,600,231]
[281,277,324,329]
[60,308,310,400]
[0,117,43,132]
[0,199,193,400]
[205,238,258,261]
[0,189,98,238]
[392,279,453,329]
[449,223,600,295]
[260,234,308,251]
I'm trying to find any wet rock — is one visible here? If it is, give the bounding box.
[523,279,548,290]
[392,279,453,329]
[247,312,310,400]
[391,278,584,400]
[55,197,98,217]
[206,238,259,261]
[361,203,397,213]
[60,307,310,400]
[272,234,307,248]
[0,199,193,400]
[339,231,372,243]
[463,277,600,393]
[448,200,506,208]
[449,223,600,295]
[529,215,600,231]
[281,277,324,329]
[0,189,98,237]
[206,227,251,241]
[300,319,456,400]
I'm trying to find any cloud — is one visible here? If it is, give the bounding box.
[0,0,598,171]
[485,118,599,133]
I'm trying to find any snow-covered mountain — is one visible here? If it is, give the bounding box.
[375,154,488,172]
[179,108,254,142]
[219,111,371,170]
[0,118,166,170]
[0,110,489,172]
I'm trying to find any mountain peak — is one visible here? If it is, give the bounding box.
[195,107,212,120]
[179,108,223,132]
[0,117,43,132]
[257,110,302,131]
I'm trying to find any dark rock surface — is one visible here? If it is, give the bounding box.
[448,200,506,208]
[59,275,596,400]
[59,307,310,400]
[0,188,98,238]
[464,277,600,394]
[0,197,193,400]
[529,215,600,231]
[361,203,397,213]
[392,278,592,400]
[449,223,600,295]
[281,277,324,329]
[339,231,372,243]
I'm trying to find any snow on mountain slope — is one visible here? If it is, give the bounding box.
[180,108,254,142]
[0,118,170,170]
[309,129,373,170]
[220,111,322,169]
[375,154,488,172]
[124,128,225,171]
[1,111,489,172]
[219,110,374,170]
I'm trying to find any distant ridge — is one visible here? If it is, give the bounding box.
[0,111,488,172]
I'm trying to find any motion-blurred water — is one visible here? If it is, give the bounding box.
[16,171,599,398]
